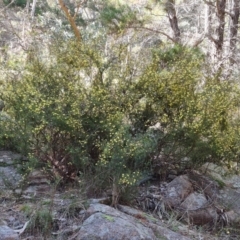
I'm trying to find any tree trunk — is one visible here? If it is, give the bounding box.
[229,0,240,64]
[31,0,37,19]
[58,0,82,42]
[25,0,30,14]
[215,0,226,54]
[204,3,216,65]
[165,0,181,44]
[204,0,227,77]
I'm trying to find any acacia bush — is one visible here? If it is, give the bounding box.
[135,46,240,169]
[0,41,240,193]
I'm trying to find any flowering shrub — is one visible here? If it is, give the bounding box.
[0,41,239,192]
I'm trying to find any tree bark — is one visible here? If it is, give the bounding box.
[204,2,213,35]
[165,0,181,44]
[215,0,226,54]
[31,0,37,19]
[58,0,82,42]
[229,0,240,64]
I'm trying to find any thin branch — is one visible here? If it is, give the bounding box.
[224,10,234,18]
[188,33,206,47]
[126,26,177,43]
[2,11,28,51]
[73,4,81,20]
[203,0,215,8]
[14,221,30,235]
[0,0,15,13]
[206,33,218,45]
[203,0,233,17]
[58,0,82,42]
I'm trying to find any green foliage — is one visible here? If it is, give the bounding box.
[152,44,204,69]
[3,0,27,8]
[20,204,32,217]
[1,40,148,184]
[28,209,53,236]
[102,214,115,222]
[97,125,158,188]
[2,43,99,179]
[100,1,141,31]
[1,39,240,196]
[3,0,45,15]
[135,47,240,168]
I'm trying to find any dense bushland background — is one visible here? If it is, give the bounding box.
[1,0,240,199]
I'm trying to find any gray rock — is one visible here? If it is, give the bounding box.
[23,170,51,197]
[164,175,193,208]
[0,225,19,240]
[118,205,191,240]
[225,210,240,224]
[23,184,52,197]
[179,192,218,225]
[0,151,23,165]
[27,170,50,185]
[147,222,191,240]
[77,203,191,240]
[0,151,24,191]
[187,170,219,200]
[183,207,218,226]
[180,192,208,211]
[77,204,156,240]
[201,162,240,189]
[200,163,240,224]
[218,187,240,217]
[0,166,22,190]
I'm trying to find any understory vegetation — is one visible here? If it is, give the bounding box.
[1,40,240,198]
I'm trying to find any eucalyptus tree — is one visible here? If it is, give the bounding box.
[151,0,240,78]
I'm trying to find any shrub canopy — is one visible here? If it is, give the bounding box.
[0,41,239,189]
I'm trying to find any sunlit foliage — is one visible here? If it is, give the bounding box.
[0,40,239,193]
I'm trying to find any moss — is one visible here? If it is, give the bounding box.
[213,178,226,189]
[102,214,115,222]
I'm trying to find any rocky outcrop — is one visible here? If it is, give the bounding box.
[179,192,218,225]
[1,151,240,239]
[0,151,51,197]
[0,151,23,191]
[77,203,191,240]
[201,162,240,225]
[137,169,240,228]
[23,170,51,197]
[163,175,193,208]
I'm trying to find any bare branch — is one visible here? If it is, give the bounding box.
[0,0,15,13]
[206,33,219,45]
[58,0,82,42]
[189,33,206,47]
[127,26,177,43]
[203,0,215,8]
